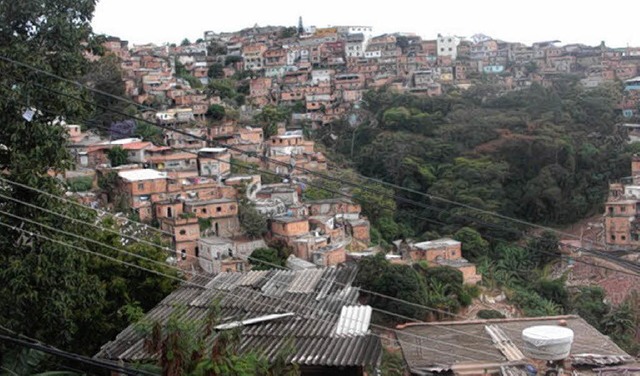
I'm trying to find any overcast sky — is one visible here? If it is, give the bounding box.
[92,0,638,48]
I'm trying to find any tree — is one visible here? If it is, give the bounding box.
[107,146,128,167]
[0,2,181,365]
[224,55,242,67]
[601,301,637,353]
[180,38,191,46]
[253,105,290,138]
[279,27,298,39]
[207,42,227,56]
[453,227,489,261]
[207,79,237,99]
[355,254,429,322]
[206,104,226,121]
[249,247,285,270]
[526,230,560,267]
[207,63,225,79]
[0,0,107,357]
[81,53,129,131]
[572,286,609,330]
[134,120,164,145]
[238,201,267,239]
[142,305,299,376]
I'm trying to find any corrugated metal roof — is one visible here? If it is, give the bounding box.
[96,265,381,368]
[571,354,635,366]
[334,305,372,337]
[396,316,634,375]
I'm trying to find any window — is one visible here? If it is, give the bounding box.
[440,48,444,52]
[230,205,235,211]
[608,207,614,214]
[202,208,207,214]
[217,206,222,212]
[179,229,186,235]
[448,48,452,52]
[611,235,616,241]
[621,206,626,212]
[181,250,187,260]
[622,235,627,241]
[137,183,144,190]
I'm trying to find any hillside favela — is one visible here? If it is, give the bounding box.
[0,2,639,375]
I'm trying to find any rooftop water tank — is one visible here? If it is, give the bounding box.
[522,326,574,361]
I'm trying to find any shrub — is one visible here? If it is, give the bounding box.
[477,309,506,319]
[67,176,93,192]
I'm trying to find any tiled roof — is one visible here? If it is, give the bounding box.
[96,266,382,368]
[120,141,152,150]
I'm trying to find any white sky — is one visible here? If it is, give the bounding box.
[92,0,639,48]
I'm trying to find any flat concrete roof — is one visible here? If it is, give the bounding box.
[118,169,167,182]
[413,238,460,250]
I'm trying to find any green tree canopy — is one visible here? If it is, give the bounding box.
[238,201,267,239]
[107,146,128,167]
[207,63,225,79]
[206,104,226,121]
[249,247,285,270]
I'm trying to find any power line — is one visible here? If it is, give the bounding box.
[0,219,489,363]
[0,326,157,376]
[10,73,638,276]
[3,85,636,287]
[0,208,186,279]
[3,56,636,352]
[1,90,632,279]
[0,191,175,255]
[0,184,602,352]
[0,175,173,237]
[0,52,631,263]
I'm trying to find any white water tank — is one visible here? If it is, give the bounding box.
[522,326,574,361]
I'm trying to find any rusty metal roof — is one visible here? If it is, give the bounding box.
[96,265,382,367]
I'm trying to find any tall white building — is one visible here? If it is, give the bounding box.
[436,34,460,60]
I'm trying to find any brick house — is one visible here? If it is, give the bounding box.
[405,238,461,262]
[347,218,371,246]
[146,152,198,175]
[154,199,185,220]
[197,236,250,273]
[263,47,287,66]
[236,127,264,144]
[270,216,310,244]
[307,198,361,218]
[312,242,347,266]
[160,216,200,264]
[197,148,231,179]
[242,43,267,71]
[116,169,168,221]
[402,238,482,284]
[184,198,238,219]
[292,233,329,261]
[603,155,640,247]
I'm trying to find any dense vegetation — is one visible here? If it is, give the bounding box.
[355,253,478,322]
[0,1,180,373]
[327,83,640,354]
[318,80,633,240]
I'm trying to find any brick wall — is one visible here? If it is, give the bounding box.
[271,219,309,237]
[185,200,238,219]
